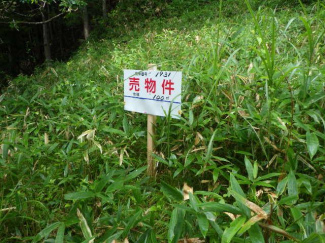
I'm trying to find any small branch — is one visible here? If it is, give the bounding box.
[0,11,65,25]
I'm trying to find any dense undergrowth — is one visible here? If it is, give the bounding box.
[1,0,325,242]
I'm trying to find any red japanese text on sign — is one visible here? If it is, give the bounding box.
[145,78,156,93]
[129,77,140,91]
[162,79,174,95]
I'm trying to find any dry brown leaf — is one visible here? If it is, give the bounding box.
[269,192,278,199]
[238,109,249,118]
[195,132,203,145]
[266,154,279,168]
[297,155,316,172]
[183,183,193,201]
[221,90,232,101]
[256,189,263,198]
[191,146,206,153]
[78,129,96,142]
[264,137,284,153]
[200,180,211,184]
[65,130,70,140]
[318,174,323,180]
[256,93,260,102]
[171,144,181,152]
[44,133,49,145]
[224,212,236,221]
[242,198,268,219]
[23,107,30,128]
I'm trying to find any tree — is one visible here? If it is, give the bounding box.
[83,5,90,40]
[102,0,108,20]
[0,0,86,61]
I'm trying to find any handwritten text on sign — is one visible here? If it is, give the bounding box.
[124,70,182,118]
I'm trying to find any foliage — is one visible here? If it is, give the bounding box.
[1,0,325,242]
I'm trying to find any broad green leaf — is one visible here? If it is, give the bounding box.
[94,171,115,193]
[77,209,92,240]
[189,193,198,212]
[290,208,306,235]
[204,212,216,221]
[205,129,218,164]
[288,170,298,197]
[2,143,9,160]
[150,229,158,243]
[210,221,223,238]
[152,153,169,166]
[305,92,325,108]
[230,174,245,196]
[168,208,185,243]
[168,209,178,242]
[198,202,242,215]
[135,229,158,243]
[98,230,123,243]
[222,216,246,243]
[213,169,219,182]
[55,223,65,243]
[301,233,325,243]
[122,209,142,239]
[306,132,319,159]
[33,222,61,243]
[197,213,209,238]
[248,224,265,243]
[278,195,299,205]
[230,174,250,217]
[253,161,258,179]
[244,156,254,181]
[124,166,146,181]
[238,215,265,235]
[160,181,183,201]
[189,110,194,126]
[106,180,123,193]
[302,178,312,195]
[256,173,281,181]
[290,208,303,221]
[276,176,288,196]
[296,202,323,210]
[102,127,126,136]
[64,191,95,200]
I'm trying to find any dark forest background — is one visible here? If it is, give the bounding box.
[0,0,317,90]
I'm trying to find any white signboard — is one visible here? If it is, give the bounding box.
[124,70,182,118]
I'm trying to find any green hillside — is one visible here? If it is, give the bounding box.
[1,1,325,242]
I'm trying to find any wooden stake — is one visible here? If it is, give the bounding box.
[147,64,157,177]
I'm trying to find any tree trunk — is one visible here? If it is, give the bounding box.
[41,10,51,61]
[102,0,108,20]
[83,6,90,40]
[58,18,64,58]
[8,45,13,72]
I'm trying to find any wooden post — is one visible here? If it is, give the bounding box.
[147,64,157,177]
